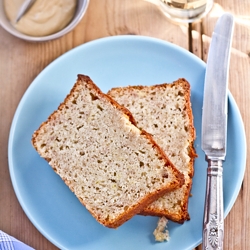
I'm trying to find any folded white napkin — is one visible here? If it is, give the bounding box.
[0,230,35,250]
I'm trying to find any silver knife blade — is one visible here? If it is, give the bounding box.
[201,13,234,160]
[201,13,234,250]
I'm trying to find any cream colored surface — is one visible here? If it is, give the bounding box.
[108,79,195,222]
[32,75,183,228]
[4,0,77,36]
[4,0,23,21]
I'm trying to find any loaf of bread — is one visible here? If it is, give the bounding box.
[32,74,184,228]
[108,78,196,223]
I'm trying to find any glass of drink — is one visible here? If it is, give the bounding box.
[158,0,213,23]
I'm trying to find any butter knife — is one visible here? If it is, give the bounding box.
[201,13,234,250]
[15,0,36,23]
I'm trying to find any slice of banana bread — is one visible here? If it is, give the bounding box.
[32,74,184,228]
[108,78,196,223]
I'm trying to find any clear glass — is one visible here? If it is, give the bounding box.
[158,0,214,23]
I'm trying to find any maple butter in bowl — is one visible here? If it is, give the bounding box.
[0,0,89,42]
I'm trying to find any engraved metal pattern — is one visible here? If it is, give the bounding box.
[207,213,223,249]
[203,160,224,250]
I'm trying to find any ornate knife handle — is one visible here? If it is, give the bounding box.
[203,159,224,250]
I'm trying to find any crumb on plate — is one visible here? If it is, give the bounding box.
[153,216,170,242]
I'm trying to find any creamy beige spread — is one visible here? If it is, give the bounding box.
[4,0,77,36]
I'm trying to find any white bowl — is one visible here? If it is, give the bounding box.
[0,0,89,42]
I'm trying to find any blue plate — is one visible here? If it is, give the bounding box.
[8,35,246,250]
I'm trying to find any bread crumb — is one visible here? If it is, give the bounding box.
[153,217,170,242]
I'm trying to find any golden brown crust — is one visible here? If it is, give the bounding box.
[77,75,185,227]
[89,179,182,228]
[32,74,185,228]
[140,179,193,223]
[140,129,185,188]
[77,75,138,127]
[173,79,197,179]
[108,78,197,223]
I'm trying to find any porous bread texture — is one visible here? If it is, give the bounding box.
[108,78,196,223]
[32,74,184,228]
[153,217,170,242]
